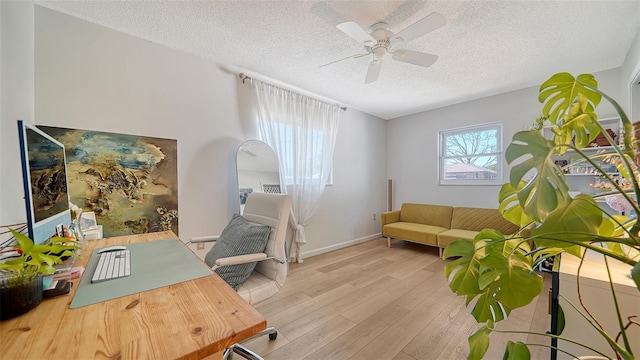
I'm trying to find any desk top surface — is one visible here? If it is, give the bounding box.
[559,249,636,293]
[0,231,266,360]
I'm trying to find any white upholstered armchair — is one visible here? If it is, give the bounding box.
[189,192,292,360]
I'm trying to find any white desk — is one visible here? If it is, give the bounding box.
[557,250,639,359]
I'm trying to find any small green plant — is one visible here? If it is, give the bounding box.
[0,229,80,286]
[444,72,640,360]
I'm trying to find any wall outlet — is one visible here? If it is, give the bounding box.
[373,213,376,221]
[197,243,205,250]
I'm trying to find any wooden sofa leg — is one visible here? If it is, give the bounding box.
[387,237,391,248]
[439,247,443,259]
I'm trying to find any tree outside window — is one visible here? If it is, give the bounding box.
[439,123,502,185]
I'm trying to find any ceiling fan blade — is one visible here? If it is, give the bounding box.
[392,49,438,68]
[320,53,369,68]
[336,21,376,46]
[364,60,382,84]
[392,12,446,44]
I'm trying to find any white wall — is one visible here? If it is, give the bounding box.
[622,27,640,121]
[304,108,388,257]
[0,1,34,238]
[32,6,387,258]
[387,68,623,210]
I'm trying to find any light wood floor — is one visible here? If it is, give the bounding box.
[242,238,552,360]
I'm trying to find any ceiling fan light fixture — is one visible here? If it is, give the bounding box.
[373,47,387,59]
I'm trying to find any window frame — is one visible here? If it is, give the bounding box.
[438,122,503,186]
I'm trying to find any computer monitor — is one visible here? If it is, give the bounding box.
[17,120,71,244]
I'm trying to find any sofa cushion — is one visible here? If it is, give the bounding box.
[437,229,480,249]
[450,207,519,234]
[383,222,448,246]
[399,204,453,228]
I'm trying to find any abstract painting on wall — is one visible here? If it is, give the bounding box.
[39,126,178,237]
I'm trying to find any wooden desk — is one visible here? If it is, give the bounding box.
[0,231,266,359]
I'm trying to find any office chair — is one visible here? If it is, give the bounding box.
[190,192,292,360]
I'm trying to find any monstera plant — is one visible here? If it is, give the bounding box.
[444,72,640,360]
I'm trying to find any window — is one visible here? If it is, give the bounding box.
[439,123,502,185]
[259,122,334,185]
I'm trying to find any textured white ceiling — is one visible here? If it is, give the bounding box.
[36,1,640,120]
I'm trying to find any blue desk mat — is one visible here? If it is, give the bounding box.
[70,238,213,309]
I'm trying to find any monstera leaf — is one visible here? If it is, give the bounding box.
[445,230,543,324]
[506,130,570,222]
[498,181,532,227]
[476,236,542,312]
[444,239,481,297]
[532,195,603,257]
[546,94,600,152]
[468,321,493,360]
[558,94,600,149]
[503,341,531,360]
[539,72,601,125]
[470,287,512,323]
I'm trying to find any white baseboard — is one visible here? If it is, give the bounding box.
[300,233,382,259]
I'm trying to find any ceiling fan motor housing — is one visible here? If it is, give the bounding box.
[366,22,393,58]
[366,40,390,59]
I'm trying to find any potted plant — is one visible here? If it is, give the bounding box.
[0,229,80,320]
[444,72,640,360]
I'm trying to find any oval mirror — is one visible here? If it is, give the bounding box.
[236,140,281,212]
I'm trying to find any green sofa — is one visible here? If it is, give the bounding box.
[381,203,520,257]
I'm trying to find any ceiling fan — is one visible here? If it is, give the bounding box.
[323,12,446,84]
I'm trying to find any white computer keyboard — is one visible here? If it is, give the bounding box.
[91,250,131,283]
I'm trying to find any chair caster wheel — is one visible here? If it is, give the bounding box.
[269,332,277,341]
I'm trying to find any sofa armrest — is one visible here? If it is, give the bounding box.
[381,210,401,227]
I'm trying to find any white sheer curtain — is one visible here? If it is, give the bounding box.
[253,80,340,263]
